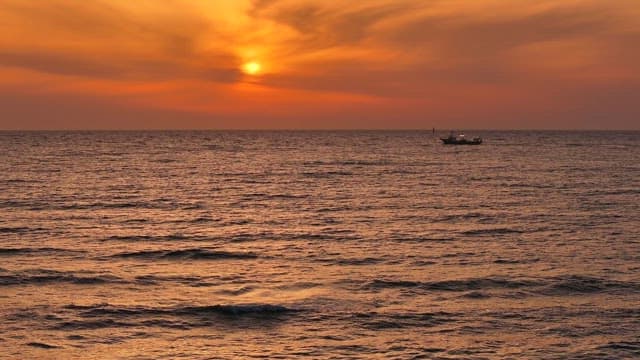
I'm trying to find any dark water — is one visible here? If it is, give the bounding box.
[1,131,639,359]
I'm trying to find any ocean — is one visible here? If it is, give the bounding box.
[1,130,639,359]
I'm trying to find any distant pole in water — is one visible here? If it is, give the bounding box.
[432,127,435,135]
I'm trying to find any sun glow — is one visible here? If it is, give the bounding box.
[242,62,262,75]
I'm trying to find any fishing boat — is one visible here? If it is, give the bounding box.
[440,132,482,145]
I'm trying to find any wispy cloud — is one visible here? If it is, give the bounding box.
[0,0,241,82]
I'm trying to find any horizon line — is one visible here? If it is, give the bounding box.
[1,128,639,132]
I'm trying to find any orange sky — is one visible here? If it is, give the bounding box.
[1,0,639,129]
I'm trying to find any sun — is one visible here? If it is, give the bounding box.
[242,61,262,75]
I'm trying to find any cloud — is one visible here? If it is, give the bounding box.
[0,0,241,82]
[0,50,242,83]
[247,0,640,97]
[252,1,411,50]
[1,0,207,52]
[385,1,623,61]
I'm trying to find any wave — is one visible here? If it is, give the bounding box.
[315,257,383,266]
[302,160,389,166]
[111,248,258,260]
[493,258,540,264]
[53,319,134,330]
[461,228,524,236]
[184,304,296,315]
[103,234,199,242]
[215,286,256,296]
[240,193,308,201]
[214,230,363,243]
[348,311,458,330]
[315,206,353,213]
[538,275,640,296]
[67,303,296,317]
[121,218,149,223]
[2,178,32,183]
[133,274,207,286]
[435,212,494,222]
[26,342,60,349]
[302,171,354,178]
[0,226,45,234]
[460,291,492,299]
[365,275,640,296]
[60,202,162,210]
[2,201,190,211]
[189,216,217,224]
[277,231,363,242]
[366,277,538,292]
[0,247,82,256]
[49,303,299,330]
[0,270,124,286]
[150,158,177,163]
[597,341,640,353]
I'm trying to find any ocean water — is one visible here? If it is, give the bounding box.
[1,130,639,359]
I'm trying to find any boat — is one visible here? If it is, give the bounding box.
[440,132,482,145]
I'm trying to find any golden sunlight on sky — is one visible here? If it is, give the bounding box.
[0,0,639,129]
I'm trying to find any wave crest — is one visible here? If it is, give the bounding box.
[367,277,538,292]
[111,249,258,260]
[47,303,299,329]
[0,270,124,286]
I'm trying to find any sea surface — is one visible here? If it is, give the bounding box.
[1,130,639,359]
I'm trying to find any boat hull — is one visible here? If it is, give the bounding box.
[440,138,482,145]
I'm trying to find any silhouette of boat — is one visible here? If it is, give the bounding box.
[440,132,482,145]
